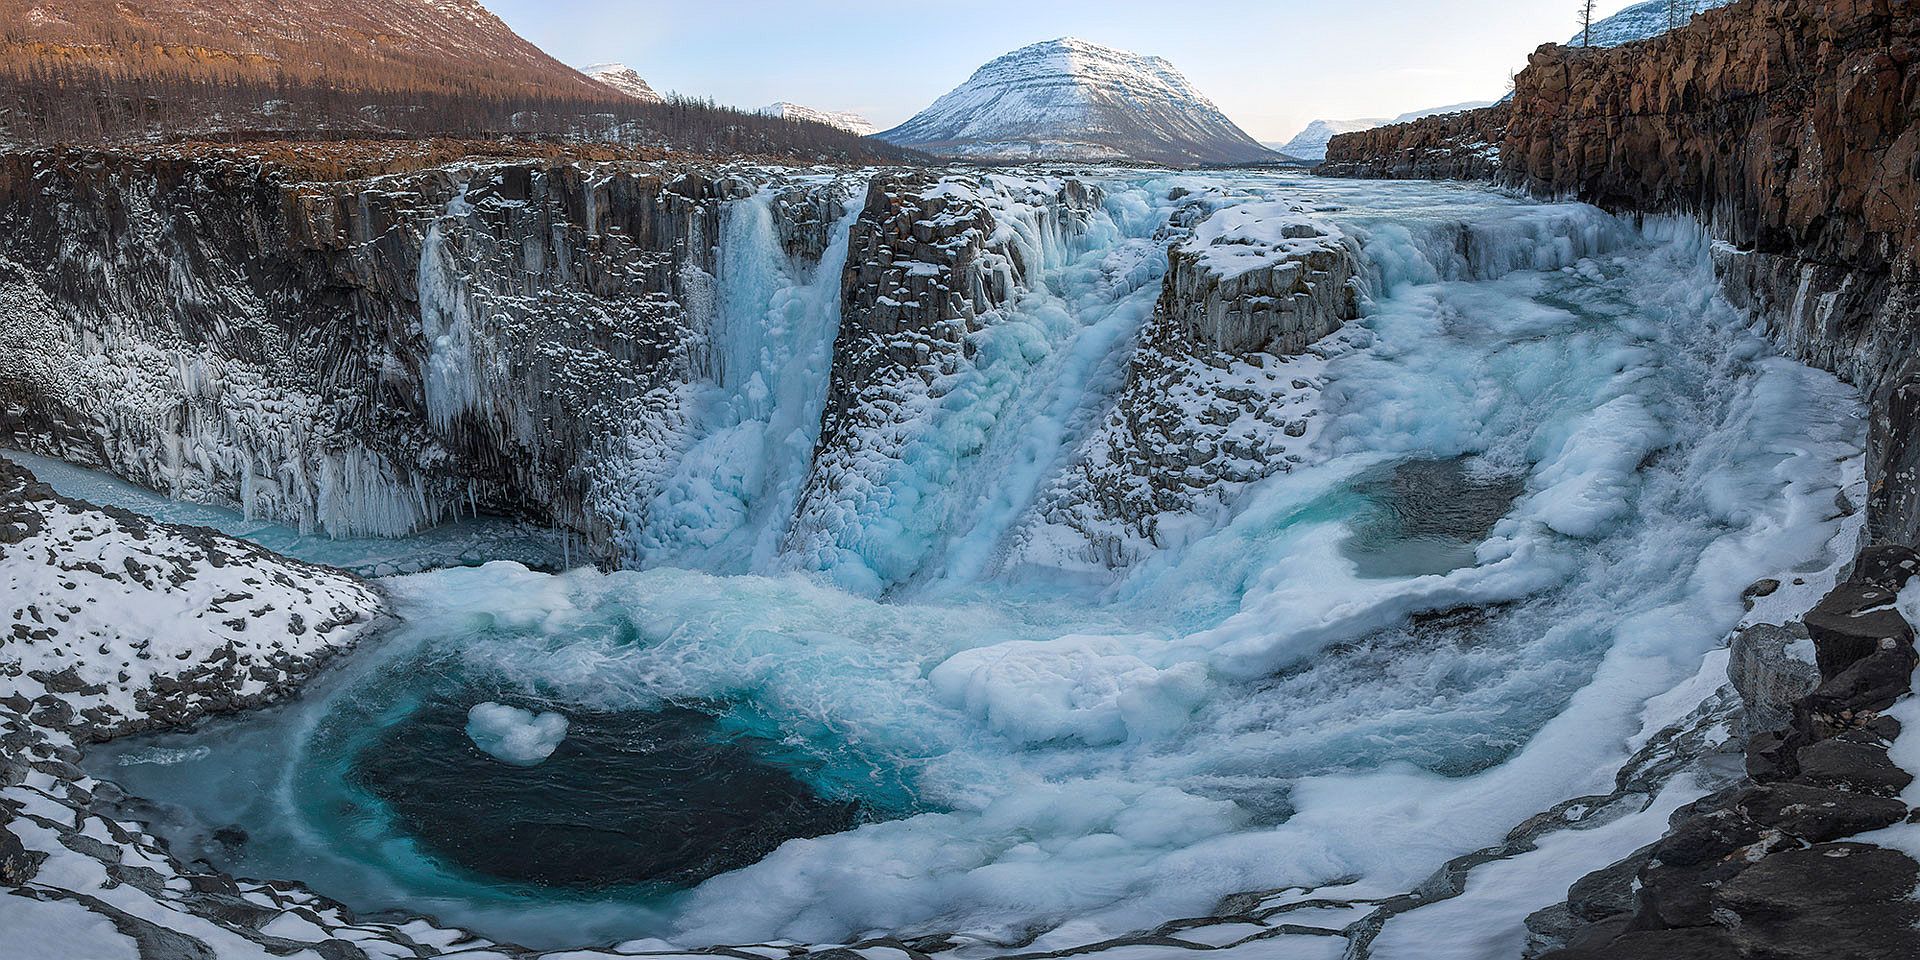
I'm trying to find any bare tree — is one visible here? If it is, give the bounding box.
[1668,0,1692,30]
[1582,0,1598,47]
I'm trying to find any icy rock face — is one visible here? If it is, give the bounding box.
[0,458,382,740]
[783,174,1105,587]
[878,38,1275,166]
[0,153,855,560]
[1021,193,1361,567]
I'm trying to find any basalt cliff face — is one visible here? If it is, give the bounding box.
[0,150,1346,582]
[1324,1,1920,957]
[0,148,845,554]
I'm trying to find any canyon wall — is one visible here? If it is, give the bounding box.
[0,149,853,558]
[1325,0,1920,540]
[0,152,1351,579]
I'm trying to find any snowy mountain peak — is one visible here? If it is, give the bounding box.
[581,62,664,102]
[877,37,1275,166]
[758,102,877,137]
[1271,119,1389,162]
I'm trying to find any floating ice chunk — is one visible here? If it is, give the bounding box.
[464,702,569,767]
[117,746,212,766]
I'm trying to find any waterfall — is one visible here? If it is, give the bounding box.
[626,185,868,573]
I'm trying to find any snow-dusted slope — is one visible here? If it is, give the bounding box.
[581,62,664,102]
[1570,0,1737,48]
[877,38,1275,166]
[1274,102,1492,162]
[759,102,877,136]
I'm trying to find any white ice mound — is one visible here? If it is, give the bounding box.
[929,635,1209,746]
[465,702,570,767]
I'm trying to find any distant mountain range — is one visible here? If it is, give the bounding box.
[758,102,878,137]
[1271,102,1495,162]
[876,38,1277,166]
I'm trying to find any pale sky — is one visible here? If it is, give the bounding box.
[482,0,1645,143]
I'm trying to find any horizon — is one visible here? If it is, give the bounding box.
[480,0,1650,142]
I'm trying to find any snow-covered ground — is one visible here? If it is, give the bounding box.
[1571,0,1738,48]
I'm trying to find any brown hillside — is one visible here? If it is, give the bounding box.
[0,0,618,100]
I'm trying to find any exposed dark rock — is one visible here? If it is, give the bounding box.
[1532,545,1920,959]
[1728,621,1818,739]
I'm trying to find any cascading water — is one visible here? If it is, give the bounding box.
[86,173,1867,958]
[625,183,867,573]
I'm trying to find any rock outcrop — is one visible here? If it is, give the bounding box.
[0,458,383,741]
[1023,193,1361,567]
[1529,546,1920,959]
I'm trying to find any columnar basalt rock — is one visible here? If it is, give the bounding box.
[0,149,853,562]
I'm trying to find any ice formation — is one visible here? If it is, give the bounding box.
[465,702,570,766]
[74,175,1873,958]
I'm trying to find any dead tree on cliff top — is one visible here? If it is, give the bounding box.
[1581,0,1598,47]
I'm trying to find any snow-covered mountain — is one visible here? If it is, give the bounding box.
[1570,0,1737,48]
[1270,118,1388,163]
[1273,102,1493,162]
[582,62,664,102]
[877,38,1275,166]
[758,102,877,137]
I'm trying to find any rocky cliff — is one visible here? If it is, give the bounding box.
[0,146,854,561]
[1024,191,1361,567]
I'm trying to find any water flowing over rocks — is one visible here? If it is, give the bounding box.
[0,150,856,561]
[1323,0,1920,543]
[1024,193,1362,567]
[1323,2,1920,953]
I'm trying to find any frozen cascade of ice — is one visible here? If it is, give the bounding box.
[781,176,1175,594]
[623,187,867,572]
[419,180,490,432]
[87,175,1869,957]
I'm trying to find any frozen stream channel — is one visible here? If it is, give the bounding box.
[73,173,1865,957]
